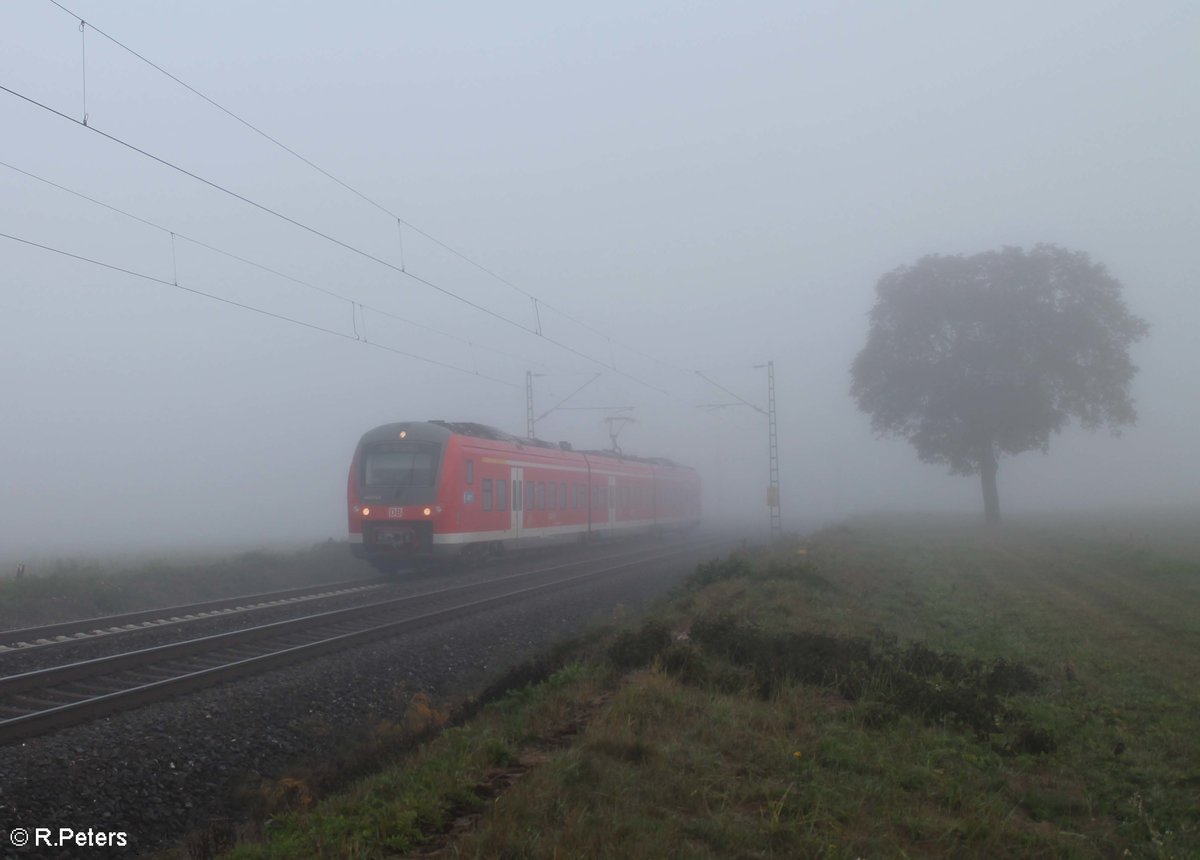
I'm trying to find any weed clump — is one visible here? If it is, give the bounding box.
[689,613,872,690]
[689,554,755,588]
[764,556,837,591]
[1002,723,1059,756]
[660,642,707,686]
[984,658,1041,696]
[686,551,834,593]
[677,612,1051,750]
[607,621,672,670]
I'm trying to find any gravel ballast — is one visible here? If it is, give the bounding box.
[0,541,726,858]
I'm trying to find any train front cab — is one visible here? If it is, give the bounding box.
[348,423,450,571]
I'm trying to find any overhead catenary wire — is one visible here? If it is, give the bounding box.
[695,370,768,416]
[43,2,524,293]
[9,6,741,419]
[3,2,785,517]
[41,0,694,379]
[0,80,683,400]
[0,229,520,389]
[534,372,602,424]
[0,158,566,374]
[0,82,525,333]
[2,156,747,432]
[0,161,568,376]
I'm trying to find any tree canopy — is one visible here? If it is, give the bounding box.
[850,244,1148,524]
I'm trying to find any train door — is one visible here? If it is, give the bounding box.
[607,475,616,529]
[510,466,523,542]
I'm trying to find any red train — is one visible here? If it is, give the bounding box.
[347,421,701,571]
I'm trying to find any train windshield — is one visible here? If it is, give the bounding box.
[363,443,439,488]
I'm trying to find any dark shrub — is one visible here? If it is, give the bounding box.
[689,555,754,588]
[607,621,672,670]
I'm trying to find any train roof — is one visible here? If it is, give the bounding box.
[429,421,557,448]
[361,420,693,472]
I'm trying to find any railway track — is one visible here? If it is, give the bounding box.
[0,539,719,746]
[0,578,390,653]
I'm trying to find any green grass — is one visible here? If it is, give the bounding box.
[217,518,1200,859]
[218,662,605,860]
[0,541,373,629]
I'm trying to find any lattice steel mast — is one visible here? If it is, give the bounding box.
[526,370,536,438]
[766,359,782,540]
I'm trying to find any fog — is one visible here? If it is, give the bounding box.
[2,1,1197,561]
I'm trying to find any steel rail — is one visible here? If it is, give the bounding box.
[0,578,390,651]
[0,540,696,696]
[0,539,721,745]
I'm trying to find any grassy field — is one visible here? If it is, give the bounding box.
[0,540,373,629]
[217,518,1200,859]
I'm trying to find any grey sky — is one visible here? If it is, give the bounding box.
[2,1,1198,559]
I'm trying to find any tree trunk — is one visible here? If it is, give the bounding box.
[979,443,1000,526]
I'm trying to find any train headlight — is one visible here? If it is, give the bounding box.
[399,430,407,439]
[361,506,371,517]
[423,507,432,516]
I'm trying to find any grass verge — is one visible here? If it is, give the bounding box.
[219,519,1200,858]
[0,541,372,629]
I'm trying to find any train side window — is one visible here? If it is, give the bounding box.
[498,479,507,511]
[466,459,474,485]
[560,482,567,509]
[525,481,535,511]
[482,478,493,511]
[537,481,546,510]
[549,481,557,511]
